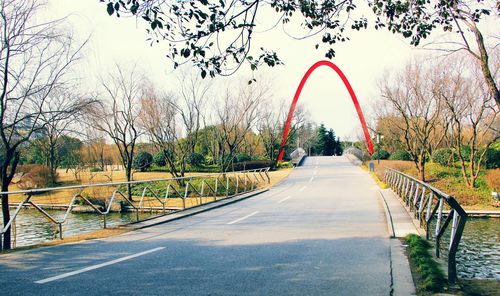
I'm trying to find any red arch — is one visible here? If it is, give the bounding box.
[277,60,374,161]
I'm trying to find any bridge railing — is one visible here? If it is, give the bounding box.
[0,168,270,250]
[384,168,467,283]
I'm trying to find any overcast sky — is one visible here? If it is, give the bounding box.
[44,1,498,140]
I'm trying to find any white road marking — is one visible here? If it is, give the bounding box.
[35,247,165,284]
[278,196,293,204]
[299,186,307,192]
[309,177,314,183]
[227,211,260,225]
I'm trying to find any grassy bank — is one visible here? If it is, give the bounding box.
[367,160,498,210]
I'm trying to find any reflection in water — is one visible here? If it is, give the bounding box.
[0,208,156,248]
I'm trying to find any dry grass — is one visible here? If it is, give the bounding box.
[486,169,500,192]
[7,168,293,207]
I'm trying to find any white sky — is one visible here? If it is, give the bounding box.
[44,1,498,140]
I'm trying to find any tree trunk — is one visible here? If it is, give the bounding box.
[467,20,500,110]
[1,181,10,250]
[125,161,133,202]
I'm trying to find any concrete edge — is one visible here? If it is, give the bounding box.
[128,188,269,230]
[378,190,396,238]
[390,239,417,296]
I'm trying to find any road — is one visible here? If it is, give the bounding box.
[0,156,392,295]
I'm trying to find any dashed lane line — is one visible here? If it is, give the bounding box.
[278,196,293,204]
[227,211,260,225]
[35,247,165,284]
[309,177,314,183]
[299,186,307,192]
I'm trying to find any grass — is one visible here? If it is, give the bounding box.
[7,168,293,206]
[366,160,498,210]
[405,234,446,293]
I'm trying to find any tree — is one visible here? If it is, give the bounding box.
[379,59,444,181]
[101,1,498,110]
[90,65,145,201]
[133,151,153,172]
[140,89,180,178]
[438,56,498,188]
[373,0,499,110]
[213,82,266,171]
[0,0,87,250]
[257,100,287,166]
[27,90,93,185]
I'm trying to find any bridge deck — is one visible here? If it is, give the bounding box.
[0,156,414,295]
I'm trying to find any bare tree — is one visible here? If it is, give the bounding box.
[90,65,145,201]
[140,89,180,179]
[170,71,209,175]
[380,60,444,181]
[30,90,94,185]
[257,100,287,166]
[439,57,499,188]
[0,0,87,249]
[214,83,266,172]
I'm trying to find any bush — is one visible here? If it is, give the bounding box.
[432,148,456,166]
[277,161,293,169]
[133,151,153,172]
[186,152,205,167]
[16,164,52,189]
[482,148,500,169]
[236,153,252,162]
[370,149,390,160]
[389,149,411,161]
[153,151,167,167]
[486,169,500,191]
[89,167,103,172]
[232,160,273,171]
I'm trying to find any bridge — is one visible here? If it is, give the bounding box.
[0,156,421,295]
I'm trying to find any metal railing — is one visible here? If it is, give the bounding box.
[0,168,270,250]
[384,168,467,283]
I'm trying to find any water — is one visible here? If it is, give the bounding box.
[0,208,157,248]
[455,218,500,280]
[1,209,498,280]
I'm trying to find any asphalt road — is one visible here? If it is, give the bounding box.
[0,156,392,295]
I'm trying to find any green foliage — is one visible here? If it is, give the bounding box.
[432,148,456,167]
[235,153,252,162]
[232,160,272,171]
[277,161,293,169]
[388,149,411,161]
[370,149,389,160]
[405,234,446,292]
[133,151,153,172]
[186,152,205,167]
[482,147,500,169]
[89,167,103,172]
[153,151,167,167]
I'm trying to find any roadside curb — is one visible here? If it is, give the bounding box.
[128,189,269,230]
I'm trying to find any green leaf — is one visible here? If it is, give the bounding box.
[201,69,207,79]
[107,3,114,16]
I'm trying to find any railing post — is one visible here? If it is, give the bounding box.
[183,183,189,209]
[58,223,63,240]
[103,214,107,229]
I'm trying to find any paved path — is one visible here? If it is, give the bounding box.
[0,156,401,295]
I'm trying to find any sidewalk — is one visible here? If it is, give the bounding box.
[378,188,421,296]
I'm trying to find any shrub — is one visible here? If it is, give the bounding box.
[486,169,500,191]
[153,151,167,167]
[133,151,153,172]
[186,152,205,167]
[432,148,456,166]
[89,167,103,172]
[236,153,252,162]
[482,148,500,169]
[232,160,273,171]
[389,149,411,161]
[16,164,52,189]
[277,161,292,169]
[370,149,390,160]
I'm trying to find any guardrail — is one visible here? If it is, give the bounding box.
[384,168,467,283]
[290,148,307,166]
[0,168,270,250]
